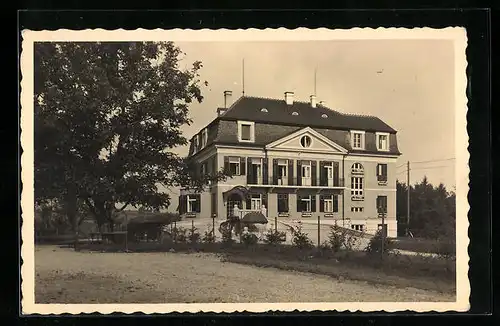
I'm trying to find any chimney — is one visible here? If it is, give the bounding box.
[319,100,326,107]
[223,90,233,109]
[217,108,227,116]
[284,91,294,105]
[310,95,317,108]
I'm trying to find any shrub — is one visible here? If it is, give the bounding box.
[328,225,360,252]
[171,226,188,243]
[365,229,393,255]
[289,225,313,250]
[188,226,201,244]
[220,224,234,246]
[202,228,216,244]
[263,229,287,245]
[241,232,259,246]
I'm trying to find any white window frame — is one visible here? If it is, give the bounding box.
[251,194,262,211]
[229,157,241,175]
[301,196,312,212]
[376,132,390,151]
[301,161,312,186]
[192,134,199,153]
[350,130,365,150]
[201,128,208,148]
[323,195,334,213]
[187,195,198,213]
[351,207,364,213]
[351,176,364,199]
[351,162,364,175]
[238,121,255,143]
[351,224,365,232]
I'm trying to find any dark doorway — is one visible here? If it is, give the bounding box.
[227,193,243,218]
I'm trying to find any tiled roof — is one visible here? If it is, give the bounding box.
[220,96,397,133]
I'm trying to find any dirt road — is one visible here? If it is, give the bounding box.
[35,245,454,303]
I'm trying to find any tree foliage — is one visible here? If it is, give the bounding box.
[34,41,227,229]
[396,177,456,240]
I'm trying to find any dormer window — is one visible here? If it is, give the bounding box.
[201,128,208,148]
[238,121,255,142]
[321,114,328,118]
[350,130,365,150]
[260,108,268,113]
[292,112,299,116]
[376,132,390,151]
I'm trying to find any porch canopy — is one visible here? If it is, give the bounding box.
[222,185,250,201]
[241,211,268,224]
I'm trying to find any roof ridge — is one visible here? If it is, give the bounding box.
[338,111,377,119]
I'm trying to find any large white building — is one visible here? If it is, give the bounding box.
[179,91,401,237]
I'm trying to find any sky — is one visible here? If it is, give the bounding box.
[163,39,457,206]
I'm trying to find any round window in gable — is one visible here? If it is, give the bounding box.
[292,111,299,116]
[260,108,268,113]
[321,114,328,118]
[300,135,312,148]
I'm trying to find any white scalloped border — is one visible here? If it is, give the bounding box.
[20,27,470,315]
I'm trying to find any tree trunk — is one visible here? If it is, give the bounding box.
[63,186,79,251]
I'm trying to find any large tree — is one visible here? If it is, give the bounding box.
[34,42,226,231]
[396,177,456,240]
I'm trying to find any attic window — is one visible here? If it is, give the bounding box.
[260,108,268,113]
[292,112,299,116]
[321,114,328,118]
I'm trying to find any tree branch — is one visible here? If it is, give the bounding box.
[115,200,131,212]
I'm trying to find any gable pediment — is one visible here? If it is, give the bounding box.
[265,127,348,154]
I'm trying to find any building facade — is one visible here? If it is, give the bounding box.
[179,91,401,238]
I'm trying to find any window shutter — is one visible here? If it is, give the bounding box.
[383,164,388,179]
[246,193,252,210]
[333,195,339,213]
[319,161,327,186]
[284,194,289,213]
[311,195,316,212]
[296,160,302,186]
[247,157,253,184]
[240,157,246,176]
[262,192,268,210]
[319,195,324,212]
[376,196,381,213]
[195,194,201,213]
[311,161,317,186]
[296,195,301,212]
[273,159,278,185]
[224,156,230,174]
[333,162,340,186]
[207,157,213,176]
[179,195,186,214]
[288,159,294,185]
[262,158,268,185]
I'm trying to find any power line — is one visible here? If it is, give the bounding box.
[411,158,455,165]
[396,165,452,174]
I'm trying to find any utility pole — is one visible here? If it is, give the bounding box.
[406,160,410,237]
[380,206,386,260]
[242,58,245,96]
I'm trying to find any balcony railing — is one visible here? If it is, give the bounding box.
[247,176,345,187]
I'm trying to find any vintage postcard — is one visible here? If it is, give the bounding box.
[20,27,469,314]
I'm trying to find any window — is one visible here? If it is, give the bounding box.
[292,111,299,116]
[238,121,255,142]
[300,135,312,148]
[187,195,200,213]
[201,128,208,147]
[200,162,207,175]
[301,161,312,186]
[351,224,365,232]
[350,131,365,149]
[251,194,262,211]
[377,163,388,184]
[321,195,338,213]
[229,157,241,175]
[376,132,390,151]
[298,194,315,212]
[351,177,364,199]
[260,108,268,113]
[376,196,388,215]
[278,160,287,178]
[277,193,289,213]
[351,207,364,212]
[321,114,328,118]
[351,162,364,174]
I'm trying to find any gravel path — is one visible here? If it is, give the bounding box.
[35,245,454,303]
